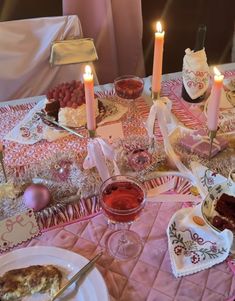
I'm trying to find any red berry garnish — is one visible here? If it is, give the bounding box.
[53,90,59,99]
[72,103,78,109]
[47,80,89,109]
[63,95,69,103]
[71,96,77,102]
[67,101,73,107]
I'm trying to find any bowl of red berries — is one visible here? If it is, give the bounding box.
[114,75,144,100]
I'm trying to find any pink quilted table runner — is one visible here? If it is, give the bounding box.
[19,202,235,301]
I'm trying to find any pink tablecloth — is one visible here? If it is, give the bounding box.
[20,202,235,301]
[1,69,235,169]
[1,67,235,300]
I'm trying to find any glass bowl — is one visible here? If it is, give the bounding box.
[114,75,144,100]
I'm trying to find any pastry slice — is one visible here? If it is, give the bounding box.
[0,265,62,300]
[44,99,60,120]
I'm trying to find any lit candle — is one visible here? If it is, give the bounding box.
[207,67,224,131]
[83,65,96,132]
[152,21,165,98]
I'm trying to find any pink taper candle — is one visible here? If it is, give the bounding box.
[152,21,165,96]
[207,67,224,131]
[83,65,96,132]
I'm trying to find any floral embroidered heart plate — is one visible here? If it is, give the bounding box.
[167,204,233,277]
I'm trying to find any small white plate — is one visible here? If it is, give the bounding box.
[201,181,235,233]
[0,246,109,301]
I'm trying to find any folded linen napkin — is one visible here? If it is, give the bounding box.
[182,48,210,100]
[4,99,68,144]
[190,161,228,198]
[167,204,233,277]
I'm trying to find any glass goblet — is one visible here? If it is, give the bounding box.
[114,75,144,121]
[100,175,146,261]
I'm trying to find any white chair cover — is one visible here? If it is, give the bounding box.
[0,15,96,102]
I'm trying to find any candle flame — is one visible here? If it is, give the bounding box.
[156,21,162,33]
[85,65,92,75]
[213,67,221,76]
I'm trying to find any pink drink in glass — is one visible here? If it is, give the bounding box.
[102,181,145,223]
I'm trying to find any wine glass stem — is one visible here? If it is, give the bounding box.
[119,232,128,244]
[116,230,131,258]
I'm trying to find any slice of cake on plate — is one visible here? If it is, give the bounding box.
[212,193,235,231]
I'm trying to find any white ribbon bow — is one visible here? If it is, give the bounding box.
[146,97,175,139]
[83,137,119,181]
[146,99,196,184]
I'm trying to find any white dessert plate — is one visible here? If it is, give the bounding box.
[201,181,235,234]
[0,246,109,301]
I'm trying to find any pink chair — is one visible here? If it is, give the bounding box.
[0,15,97,102]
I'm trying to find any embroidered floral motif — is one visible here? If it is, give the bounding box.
[200,169,218,192]
[210,244,218,253]
[184,250,192,257]
[191,252,200,264]
[19,126,31,138]
[174,245,186,255]
[36,125,43,133]
[183,69,210,91]
[169,221,227,263]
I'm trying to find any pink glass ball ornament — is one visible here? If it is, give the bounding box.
[128,149,152,171]
[50,159,72,181]
[23,183,51,211]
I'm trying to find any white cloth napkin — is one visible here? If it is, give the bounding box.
[182,48,210,100]
[190,161,228,198]
[4,99,67,144]
[167,204,233,277]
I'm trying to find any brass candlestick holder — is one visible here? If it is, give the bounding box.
[149,88,161,152]
[208,130,217,160]
[88,129,96,139]
[151,89,161,101]
[0,145,7,182]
